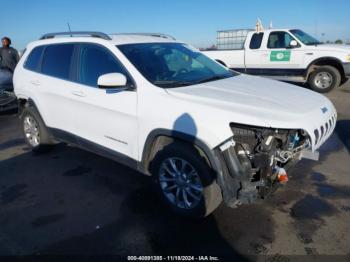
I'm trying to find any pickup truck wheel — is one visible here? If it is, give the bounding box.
[308,66,341,93]
[20,106,53,152]
[151,144,222,218]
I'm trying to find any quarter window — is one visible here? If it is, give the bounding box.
[24,46,44,72]
[249,33,264,49]
[41,44,74,79]
[267,32,296,49]
[78,44,127,87]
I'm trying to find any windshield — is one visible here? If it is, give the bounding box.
[290,29,322,45]
[118,43,237,88]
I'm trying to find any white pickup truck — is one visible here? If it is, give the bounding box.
[203,29,350,93]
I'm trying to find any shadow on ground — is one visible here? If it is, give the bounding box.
[335,120,350,153]
[2,113,349,258]
[0,139,256,259]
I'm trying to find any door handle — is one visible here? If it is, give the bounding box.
[30,80,40,86]
[71,91,86,97]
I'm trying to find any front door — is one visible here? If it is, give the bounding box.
[69,43,138,160]
[248,31,305,76]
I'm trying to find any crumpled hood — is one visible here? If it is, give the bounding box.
[166,74,330,118]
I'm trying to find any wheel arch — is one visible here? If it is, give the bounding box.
[19,98,48,126]
[306,57,346,83]
[140,129,221,176]
[17,97,28,112]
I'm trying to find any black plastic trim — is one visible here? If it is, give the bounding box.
[305,56,345,77]
[343,62,350,77]
[232,67,305,76]
[48,128,138,169]
[140,128,222,175]
[40,31,112,40]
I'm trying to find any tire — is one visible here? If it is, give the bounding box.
[150,143,222,218]
[20,105,53,152]
[308,66,341,93]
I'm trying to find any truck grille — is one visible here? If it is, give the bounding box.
[313,113,337,147]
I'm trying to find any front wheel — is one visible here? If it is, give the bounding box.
[308,66,341,93]
[151,143,222,218]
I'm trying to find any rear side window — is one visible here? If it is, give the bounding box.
[41,44,74,80]
[78,44,127,87]
[24,46,44,72]
[249,33,264,49]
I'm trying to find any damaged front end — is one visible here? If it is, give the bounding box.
[215,123,318,207]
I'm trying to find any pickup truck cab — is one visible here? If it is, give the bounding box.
[14,31,336,217]
[203,29,350,93]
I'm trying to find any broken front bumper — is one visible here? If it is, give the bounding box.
[213,138,319,208]
[213,138,257,207]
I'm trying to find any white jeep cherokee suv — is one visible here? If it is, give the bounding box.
[14,31,337,217]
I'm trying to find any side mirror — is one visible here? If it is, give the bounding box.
[97,73,127,89]
[289,40,298,48]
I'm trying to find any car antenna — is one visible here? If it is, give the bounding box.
[67,22,72,37]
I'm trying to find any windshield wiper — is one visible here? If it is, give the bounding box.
[154,74,232,88]
[194,75,230,85]
[153,80,193,88]
[307,42,322,45]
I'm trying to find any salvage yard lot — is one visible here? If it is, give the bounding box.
[0,82,350,259]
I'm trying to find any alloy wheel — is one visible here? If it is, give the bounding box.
[158,157,203,209]
[23,115,40,147]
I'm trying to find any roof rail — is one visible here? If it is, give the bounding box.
[40,31,112,40]
[111,33,176,40]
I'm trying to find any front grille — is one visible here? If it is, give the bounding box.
[313,113,337,148]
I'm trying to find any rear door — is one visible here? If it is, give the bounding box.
[34,43,78,134]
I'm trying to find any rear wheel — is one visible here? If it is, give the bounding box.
[151,143,222,218]
[20,106,53,152]
[308,66,341,93]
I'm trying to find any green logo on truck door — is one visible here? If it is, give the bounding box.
[270,51,291,61]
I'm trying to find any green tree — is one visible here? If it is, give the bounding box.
[335,39,343,44]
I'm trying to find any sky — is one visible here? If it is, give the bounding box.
[1,0,349,50]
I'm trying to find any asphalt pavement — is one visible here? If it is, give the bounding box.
[0,82,350,261]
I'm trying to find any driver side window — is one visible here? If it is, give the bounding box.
[78,44,128,87]
[267,31,296,49]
